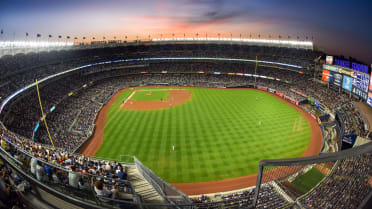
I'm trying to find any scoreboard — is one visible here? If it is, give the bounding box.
[342,75,353,92]
[353,71,369,92]
[352,71,369,101]
[368,65,372,107]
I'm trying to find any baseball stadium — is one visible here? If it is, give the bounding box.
[0,2,372,209]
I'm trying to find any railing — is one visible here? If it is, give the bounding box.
[253,141,372,208]
[0,135,143,208]
[134,157,192,207]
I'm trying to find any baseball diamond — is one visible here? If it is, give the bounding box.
[80,86,321,190]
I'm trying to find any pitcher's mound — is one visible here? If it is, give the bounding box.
[121,89,192,110]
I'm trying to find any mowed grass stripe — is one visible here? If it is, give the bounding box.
[95,88,311,183]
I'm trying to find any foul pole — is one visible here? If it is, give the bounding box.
[36,79,55,150]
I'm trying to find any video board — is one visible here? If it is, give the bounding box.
[329,71,342,86]
[352,71,369,101]
[367,65,372,107]
[329,71,342,91]
[353,71,369,92]
[342,75,353,92]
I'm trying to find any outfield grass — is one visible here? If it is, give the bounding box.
[95,87,311,183]
[291,167,325,194]
[131,90,169,101]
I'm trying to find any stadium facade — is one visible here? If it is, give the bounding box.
[0,39,371,208]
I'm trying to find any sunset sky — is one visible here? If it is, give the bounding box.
[0,0,371,63]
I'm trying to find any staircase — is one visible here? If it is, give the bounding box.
[126,166,165,203]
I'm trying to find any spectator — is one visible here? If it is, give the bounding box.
[30,155,37,175]
[35,161,45,181]
[69,166,80,188]
[92,179,116,198]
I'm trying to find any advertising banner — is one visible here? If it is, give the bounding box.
[367,92,372,107]
[257,86,267,91]
[326,56,333,65]
[290,89,308,98]
[276,91,284,97]
[314,100,320,108]
[323,64,338,72]
[310,113,317,120]
[322,70,330,82]
[352,86,368,100]
[370,66,372,90]
[284,95,298,105]
[342,134,358,145]
[267,88,276,93]
[368,67,372,107]
[342,75,353,92]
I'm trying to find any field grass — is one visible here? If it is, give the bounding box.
[131,90,169,101]
[95,87,311,183]
[291,167,325,194]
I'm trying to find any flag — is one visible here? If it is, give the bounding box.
[58,35,62,39]
[37,34,41,37]
[48,34,52,38]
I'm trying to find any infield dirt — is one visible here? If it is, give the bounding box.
[80,87,322,195]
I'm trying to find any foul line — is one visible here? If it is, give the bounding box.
[122,91,136,106]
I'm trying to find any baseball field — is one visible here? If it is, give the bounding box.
[92,87,312,183]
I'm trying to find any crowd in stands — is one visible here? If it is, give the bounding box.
[0,43,321,105]
[192,185,288,209]
[2,59,369,152]
[0,126,134,203]
[338,103,369,137]
[300,153,372,208]
[0,158,28,208]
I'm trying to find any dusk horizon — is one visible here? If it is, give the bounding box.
[0,0,371,63]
